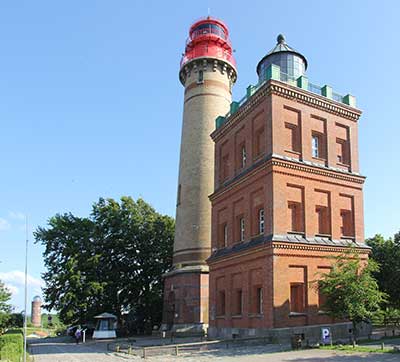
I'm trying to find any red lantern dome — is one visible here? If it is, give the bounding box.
[180,17,236,70]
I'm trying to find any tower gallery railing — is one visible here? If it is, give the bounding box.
[216,64,357,129]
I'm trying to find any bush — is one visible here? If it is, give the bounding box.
[0,330,23,362]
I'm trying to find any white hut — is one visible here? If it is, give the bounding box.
[92,313,117,339]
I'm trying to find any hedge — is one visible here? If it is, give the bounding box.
[0,330,23,362]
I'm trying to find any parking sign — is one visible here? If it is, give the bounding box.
[321,327,331,344]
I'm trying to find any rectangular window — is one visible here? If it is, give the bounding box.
[290,283,305,313]
[312,134,320,158]
[219,223,228,248]
[256,287,263,314]
[288,201,304,233]
[241,146,246,168]
[217,290,226,316]
[223,223,228,247]
[234,289,243,315]
[197,70,204,83]
[258,208,265,234]
[240,217,245,242]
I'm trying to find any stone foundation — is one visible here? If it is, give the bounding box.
[208,322,372,344]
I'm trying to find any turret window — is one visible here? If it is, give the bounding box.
[198,70,204,83]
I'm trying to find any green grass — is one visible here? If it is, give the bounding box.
[320,344,395,354]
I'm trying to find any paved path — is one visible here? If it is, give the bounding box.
[29,338,124,362]
[29,337,400,362]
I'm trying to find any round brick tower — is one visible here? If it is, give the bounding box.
[31,296,42,327]
[162,17,237,333]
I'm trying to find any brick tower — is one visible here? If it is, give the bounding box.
[31,296,42,327]
[207,34,370,341]
[162,17,237,333]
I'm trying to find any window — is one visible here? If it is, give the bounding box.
[217,290,226,315]
[258,208,265,234]
[223,223,228,247]
[340,209,354,237]
[256,287,263,314]
[219,223,228,248]
[239,217,245,242]
[241,146,246,168]
[288,201,304,233]
[316,206,330,235]
[234,289,243,315]
[198,70,204,83]
[312,134,320,158]
[290,283,305,313]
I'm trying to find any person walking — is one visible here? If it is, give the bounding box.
[75,327,82,344]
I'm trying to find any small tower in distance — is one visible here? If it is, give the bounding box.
[31,296,42,327]
[162,17,237,333]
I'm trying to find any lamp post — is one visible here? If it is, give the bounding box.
[23,216,28,362]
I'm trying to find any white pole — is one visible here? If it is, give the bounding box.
[23,216,28,362]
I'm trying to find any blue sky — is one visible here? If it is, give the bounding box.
[0,0,398,312]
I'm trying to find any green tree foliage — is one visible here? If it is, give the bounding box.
[7,314,23,329]
[35,197,174,330]
[317,250,385,337]
[366,233,400,308]
[0,280,12,333]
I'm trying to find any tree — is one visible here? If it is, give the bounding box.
[0,280,12,333]
[35,197,174,332]
[317,250,386,340]
[367,233,400,308]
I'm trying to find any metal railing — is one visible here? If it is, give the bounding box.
[216,69,347,129]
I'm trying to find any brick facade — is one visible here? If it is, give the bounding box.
[208,78,370,338]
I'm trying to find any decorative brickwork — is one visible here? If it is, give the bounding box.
[208,76,368,338]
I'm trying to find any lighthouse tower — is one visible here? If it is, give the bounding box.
[162,17,237,332]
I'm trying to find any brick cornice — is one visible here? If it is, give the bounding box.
[210,155,365,201]
[267,81,361,121]
[211,79,362,141]
[207,237,370,265]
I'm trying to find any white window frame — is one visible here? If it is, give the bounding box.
[312,134,319,158]
[259,208,265,234]
[240,217,245,242]
[257,287,263,314]
[223,223,228,247]
[241,146,246,168]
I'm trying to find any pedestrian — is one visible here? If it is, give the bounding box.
[75,328,82,344]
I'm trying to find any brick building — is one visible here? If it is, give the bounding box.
[207,34,370,340]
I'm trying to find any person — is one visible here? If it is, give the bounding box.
[75,327,82,344]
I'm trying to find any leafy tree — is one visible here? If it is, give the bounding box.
[317,250,386,340]
[367,233,400,308]
[0,280,12,333]
[35,197,174,332]
[7,313,23,329]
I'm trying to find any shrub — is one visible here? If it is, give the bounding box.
[0,330,23,362]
